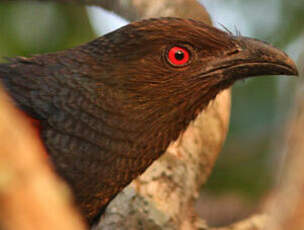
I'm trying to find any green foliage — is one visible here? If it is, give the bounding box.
[0,2,95,60]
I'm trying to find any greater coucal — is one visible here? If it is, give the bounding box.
[0,18,298,224]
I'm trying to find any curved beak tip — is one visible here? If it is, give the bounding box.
[285,57,299,76]
[240,37,299,77]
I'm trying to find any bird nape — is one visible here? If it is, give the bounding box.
[0,17,298,224]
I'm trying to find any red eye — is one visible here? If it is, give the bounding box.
[167,46,190,66]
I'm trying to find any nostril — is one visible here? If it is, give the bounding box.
[227,49,239,55]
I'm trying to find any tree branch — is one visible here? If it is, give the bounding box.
[0,85,87,230]
[264,61,304,230]
[14,0,212,23]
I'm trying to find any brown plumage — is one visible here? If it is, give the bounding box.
[0,18,298,224]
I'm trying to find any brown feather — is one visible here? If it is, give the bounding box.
[0,17,297,224]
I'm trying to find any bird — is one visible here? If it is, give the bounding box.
[0,17,298,224]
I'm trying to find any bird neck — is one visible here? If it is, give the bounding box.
[112,84,222,158]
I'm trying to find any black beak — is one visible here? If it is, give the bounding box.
[233,37,298,77]
[200,37,298,85]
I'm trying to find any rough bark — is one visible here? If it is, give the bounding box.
[95,91,231,229]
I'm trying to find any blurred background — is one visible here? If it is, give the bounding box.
[0,0,303,227]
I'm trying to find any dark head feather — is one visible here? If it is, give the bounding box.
[0,17,297,223]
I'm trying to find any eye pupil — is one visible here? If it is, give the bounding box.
[174,50,185,60]
[167,46,190,66]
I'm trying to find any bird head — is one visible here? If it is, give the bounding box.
[87,18,297,105]
[82,17,297,139]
